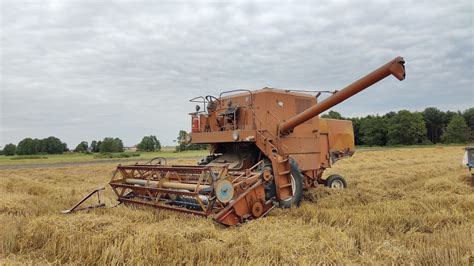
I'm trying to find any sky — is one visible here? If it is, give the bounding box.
[0,0,472,148]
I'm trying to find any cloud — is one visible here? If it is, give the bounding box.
[0,0,472,147]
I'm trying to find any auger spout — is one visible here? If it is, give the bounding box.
[279,56,405,135]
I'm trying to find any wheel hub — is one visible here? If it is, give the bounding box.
[331,179,344,189]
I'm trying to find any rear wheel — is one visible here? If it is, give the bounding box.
[325,174,347,189]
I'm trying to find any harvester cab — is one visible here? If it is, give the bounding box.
[65,57,406,226]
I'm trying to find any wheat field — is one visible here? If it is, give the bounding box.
[0,147,472,265]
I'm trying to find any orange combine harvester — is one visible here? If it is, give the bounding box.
[67,57,406,226]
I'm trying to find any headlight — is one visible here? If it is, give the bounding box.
[232,131,239,141]
[185,134,192,143]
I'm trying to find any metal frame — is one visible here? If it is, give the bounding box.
[61,187,106,214]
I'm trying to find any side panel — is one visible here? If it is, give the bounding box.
[289,153,320,172]
[255,90,322,171]
[326,119,355,153]
[319,133,330,168]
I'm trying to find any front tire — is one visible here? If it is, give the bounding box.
[279,159,304,208]
[325,174,347,189]
[198,155,216,165]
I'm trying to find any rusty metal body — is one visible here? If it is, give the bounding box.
[106,57,406,226]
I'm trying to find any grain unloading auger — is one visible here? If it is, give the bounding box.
[65,57,405,226]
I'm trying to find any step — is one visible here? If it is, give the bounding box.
[279,183,293,189]
[279,170,290,175]
[278,158,289,163]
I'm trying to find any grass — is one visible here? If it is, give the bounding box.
[1,144,470,167]
[0,146,473,264]
[92,152,141,159]
[0,150,208,166]
[9,155,49,160]
[355,143,471,150]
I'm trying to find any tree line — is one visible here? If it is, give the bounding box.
[73,138,125,153]
[2,107,472,155]
[2,137,67,156]
[73,136,162,153]
[1,135,162,156]
[321,107,473,146]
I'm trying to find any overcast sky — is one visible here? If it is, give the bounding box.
[0,0,472,148]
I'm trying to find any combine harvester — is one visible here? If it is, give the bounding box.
[66,57,406,226]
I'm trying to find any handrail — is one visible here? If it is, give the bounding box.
[189,96,207,113]
[219,89,253,105]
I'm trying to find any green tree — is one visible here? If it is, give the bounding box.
[35,138,44,153]
[114,138,124,152]
[93,141,101,153]
[441,114,470,143]
[387,110,427,145]
[74,141,89,152]
[99,138,115,153]
[62,142,69,152]
[442,111,457,129]
[350,117,362,145]
[137,135,161,152]
[90,141,98,153]
[175,130,188,152]
[17,138,36,155]
[42,136,65,154]
[462,108,474,140]
[384,111,397,120]
[423,107,444,143]
[16,137,65,155]
[321,110,343,119]
[175,130,207,152]
[99,138,124,153]
[3,143,16,156]
[462,108,474,130]
[359,115,388,146]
